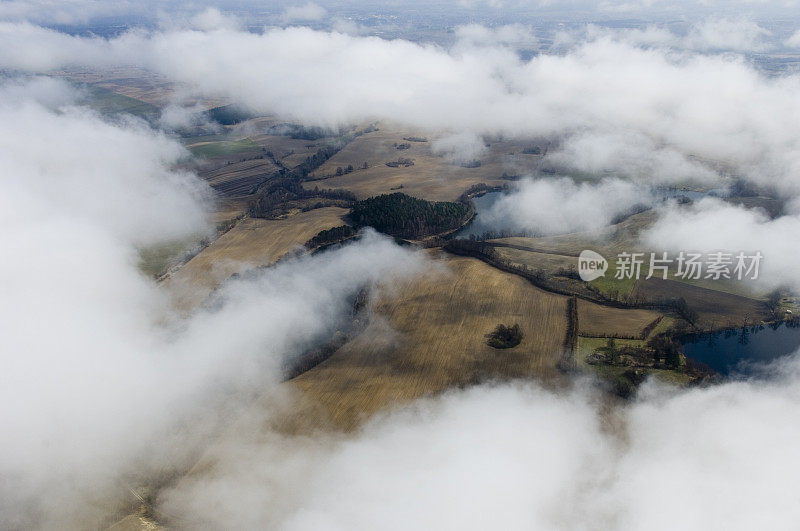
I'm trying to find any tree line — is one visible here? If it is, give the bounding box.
[248,176,356,218]
[304,225,356,249]
[443,239,696,318]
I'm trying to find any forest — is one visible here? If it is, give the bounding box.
[349,193,471,239]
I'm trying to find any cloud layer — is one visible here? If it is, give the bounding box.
[157,372,800,530]
[3,20,800,195]
[482,177,653,236]
[0,81,429,529]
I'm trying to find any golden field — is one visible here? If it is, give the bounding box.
[287,254,570,431]
[302,124,545,201]
[163,207,349,310]
[577,300,661,338]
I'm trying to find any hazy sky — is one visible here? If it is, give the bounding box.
[4,0,800,33]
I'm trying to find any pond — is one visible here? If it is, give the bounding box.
[452,191,504,239]
[681,321,800,376]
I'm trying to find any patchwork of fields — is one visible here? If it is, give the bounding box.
[142,103,775,429]
[301,125,543,201]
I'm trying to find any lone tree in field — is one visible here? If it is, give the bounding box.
[766,289,782,317]
[486,324,523,349]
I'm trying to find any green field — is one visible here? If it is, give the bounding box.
[587,257,639,301]
[576,336,692,387]
[577,336,645,354]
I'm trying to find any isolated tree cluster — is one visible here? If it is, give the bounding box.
[486,323,523,349]
[349,192,470,239]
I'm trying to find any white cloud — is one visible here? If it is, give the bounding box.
[642,198,800,290]
[2,23,799,196]
[686,17,774,52]
[0,82,430,529]
[0,92,209,528]
[0,0,131,25]
[0,91,209,246]
[785,28,800,48]
[482,177,654,236]
[0,75,80,108]
[546,130,721,185]
[431,131,488,164]
[553,18,776,53]
[551,23,677,51]
[454,23,536,47]
[158,372,800,530]
[158,101,221,133]
[188,7,241,32]
[281,2,327,24]
[330,17,368,35]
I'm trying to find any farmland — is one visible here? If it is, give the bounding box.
[40,64,800,531]
[197,157,281,197]
[286,254,570,431]
[163,207,349,310]
[163,109,775,409]
[186,137,262,158]
[482,208,772,327]
[577,300,661,338]
[301,124,544,201]
[116,86,779,411]
[18,10,800,531]
[631,278,770,329]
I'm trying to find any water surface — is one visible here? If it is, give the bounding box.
[681,322,800,376]
[453,191,504,239]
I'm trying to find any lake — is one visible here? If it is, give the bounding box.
[681,321,800,376]
[452,191,504,239]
